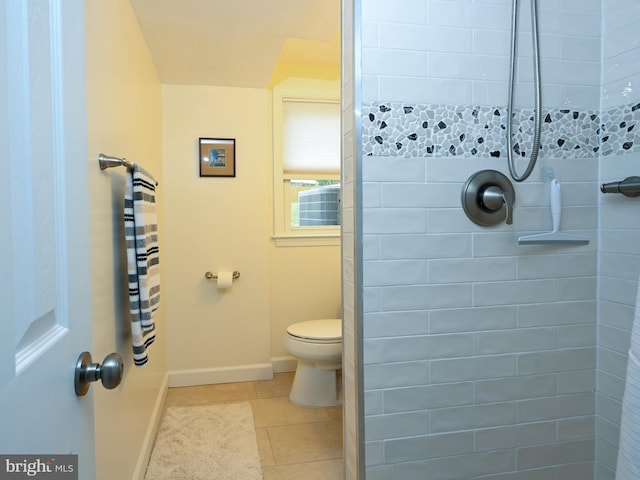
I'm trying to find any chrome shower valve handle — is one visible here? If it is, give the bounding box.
[480,186,514,225]
[502,190,514,225]
[462,170,516,227]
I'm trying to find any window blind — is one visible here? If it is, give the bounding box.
[282,99,340,176]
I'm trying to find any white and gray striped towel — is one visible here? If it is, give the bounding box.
[124,164,159,367]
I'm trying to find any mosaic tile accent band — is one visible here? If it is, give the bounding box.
[363,101,640,159]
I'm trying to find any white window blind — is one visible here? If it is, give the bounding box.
[282,100,341,176]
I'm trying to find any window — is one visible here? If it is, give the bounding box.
[272,79,341,245]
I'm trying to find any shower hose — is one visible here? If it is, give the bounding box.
[507,0,542,182]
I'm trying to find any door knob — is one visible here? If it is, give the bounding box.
[74,351,124,396]
[461,170,516,226]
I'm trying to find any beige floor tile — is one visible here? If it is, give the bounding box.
[267,420,343,465]
[262,459,344,480]
[255,427,275,467]
[162,378,344,477]
[254,372,295,398]
[250,397,332,428]
[164,381,256,408]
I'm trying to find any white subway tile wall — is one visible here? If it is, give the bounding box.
[601,0,640,109]
[341,0,640,479]
[362,150,598,478]
[357,0,615,479]
[362,0,601,109]
[598,1,640,479]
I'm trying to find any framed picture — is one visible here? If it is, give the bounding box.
[199,137,236,177]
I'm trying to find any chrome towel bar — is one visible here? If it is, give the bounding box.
[98,153,133,171]
[98,153,158,186]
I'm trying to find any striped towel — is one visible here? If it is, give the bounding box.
[124,164,160,367]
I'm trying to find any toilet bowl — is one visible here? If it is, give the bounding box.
[284,318,342,407]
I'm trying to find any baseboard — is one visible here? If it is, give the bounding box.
[132,372,168,480]
[168,363,274,387]
[271,355,297,373]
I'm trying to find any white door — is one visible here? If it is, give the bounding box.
[0,0,95,477]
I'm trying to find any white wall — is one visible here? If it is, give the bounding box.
[85,1,167,479]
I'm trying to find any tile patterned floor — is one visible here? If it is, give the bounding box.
[164,372,344,480]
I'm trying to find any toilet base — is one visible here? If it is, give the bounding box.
[289,361,342,408]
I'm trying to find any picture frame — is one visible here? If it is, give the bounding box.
[199,137,236,177]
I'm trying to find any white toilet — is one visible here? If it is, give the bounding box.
[284,318,343,407]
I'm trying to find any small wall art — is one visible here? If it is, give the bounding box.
[199,137,236,177]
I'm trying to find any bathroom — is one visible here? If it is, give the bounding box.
[17,0,638,478]
[85,0,343,478]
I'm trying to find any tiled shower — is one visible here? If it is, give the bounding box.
[342,0,640,479]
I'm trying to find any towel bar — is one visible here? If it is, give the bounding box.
[98,153,132,170]
[204,271,240,280]
[98,153,158,186]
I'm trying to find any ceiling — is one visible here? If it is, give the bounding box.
[129,0,341,88]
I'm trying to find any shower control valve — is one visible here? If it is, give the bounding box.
[461,170,516,227]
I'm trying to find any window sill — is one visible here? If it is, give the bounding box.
[272,233,341,247]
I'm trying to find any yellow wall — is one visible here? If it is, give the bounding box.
[162,85,272,381]
[268,75,342,363]
[269,244,342,363]
[85,1,167,479]
[162,82,342,379]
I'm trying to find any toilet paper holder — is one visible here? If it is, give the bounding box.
[204,270,241,280]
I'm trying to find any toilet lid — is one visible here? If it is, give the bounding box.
[287,319,342,342]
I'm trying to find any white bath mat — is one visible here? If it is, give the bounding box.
[144,402,262,480]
